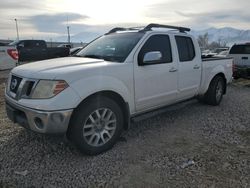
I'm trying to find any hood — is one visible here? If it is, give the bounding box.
[11,57,108,79]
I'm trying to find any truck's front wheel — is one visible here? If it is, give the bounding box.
[68,96,124,155]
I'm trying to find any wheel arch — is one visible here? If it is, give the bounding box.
[70,90,130,131]
[203,72,227,95]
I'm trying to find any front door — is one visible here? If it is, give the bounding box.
[134,34,178,112]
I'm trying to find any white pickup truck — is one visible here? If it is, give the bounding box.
[5,24,233,155]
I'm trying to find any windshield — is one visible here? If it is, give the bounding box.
[76,32,144,62]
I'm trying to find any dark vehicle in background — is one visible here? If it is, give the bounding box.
[228,43,250,79]
[9,40,70,62]
[0,40,70,70]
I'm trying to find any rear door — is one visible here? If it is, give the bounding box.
[31,41,47,61]
[134,34,178,112]
[174,35,201,100]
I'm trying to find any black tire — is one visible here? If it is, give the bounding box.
[203,76,225,106]
[67,96,124,155]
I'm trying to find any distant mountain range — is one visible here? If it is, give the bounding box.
[56,31,102,43]
[56,27,250,46]
[191,27,250,46]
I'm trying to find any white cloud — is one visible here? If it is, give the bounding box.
[0,0,250,40]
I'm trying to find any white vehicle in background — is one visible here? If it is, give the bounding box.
[215,50,229,58]
[201,49,217,58]
[212,47,229,54]
[0,45,18,70]
[228,43,250,78]
[5,24,233,155]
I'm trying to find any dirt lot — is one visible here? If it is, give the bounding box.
[0,73,249,187]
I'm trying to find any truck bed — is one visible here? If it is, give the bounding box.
[199,56,233,95]
[202,57,232,61]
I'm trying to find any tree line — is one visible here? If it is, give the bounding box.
[197,33,228,49]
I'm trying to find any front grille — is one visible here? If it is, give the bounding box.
[10,75,22,94]
[7,74,37,100]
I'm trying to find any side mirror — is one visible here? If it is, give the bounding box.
[142,51,162,65]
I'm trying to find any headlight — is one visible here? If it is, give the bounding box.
[31,80,68,99]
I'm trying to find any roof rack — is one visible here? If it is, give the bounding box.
[105,27,141,35]
[107,27,126,34]
[106,23,191,34]
[142,23,191,33]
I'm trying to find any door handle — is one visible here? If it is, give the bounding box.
[193,65,200,69]
[242,57,248,60]
[169,67,178,72]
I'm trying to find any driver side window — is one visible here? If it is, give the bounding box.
[138,35,172,65]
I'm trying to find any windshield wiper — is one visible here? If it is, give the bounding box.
[77,54,119,62]
[83,54,104,60]
[72,54,81,57]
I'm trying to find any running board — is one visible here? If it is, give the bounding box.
[131,99,197,123]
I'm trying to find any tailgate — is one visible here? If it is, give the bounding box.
[231,54,250,67]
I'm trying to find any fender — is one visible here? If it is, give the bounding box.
[202,64,226,94]
[70,75,135,113]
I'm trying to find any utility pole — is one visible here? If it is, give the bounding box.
[67,26,70,44]
[14,18,19,40]
[66,15,70,44]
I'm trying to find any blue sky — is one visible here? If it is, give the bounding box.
[0,0,249,41]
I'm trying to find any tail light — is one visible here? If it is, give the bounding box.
[7,49,19,60]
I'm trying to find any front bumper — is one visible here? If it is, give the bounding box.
[5,95,73,134]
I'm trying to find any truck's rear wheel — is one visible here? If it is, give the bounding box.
[204,76,225,106]
[68,96,124,155]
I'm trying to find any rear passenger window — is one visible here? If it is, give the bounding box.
[24,41,32,48]
[175,36,195,62]
[25,41,36,48]
[138,35,172,65]
[35,41,46,48]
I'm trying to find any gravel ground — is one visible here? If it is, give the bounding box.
[0,73,249,187]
